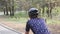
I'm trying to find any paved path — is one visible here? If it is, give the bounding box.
[0,11,20,15]
[0,12,4,15]
[0,23,21,34]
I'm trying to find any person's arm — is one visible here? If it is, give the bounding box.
[25,31,29,34]
[42,19,50,34]
[25,21,30,34]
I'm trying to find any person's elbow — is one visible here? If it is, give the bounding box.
[25,31,29,34]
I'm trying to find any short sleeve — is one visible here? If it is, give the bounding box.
[25,21,30,32]
[42,19,50,34]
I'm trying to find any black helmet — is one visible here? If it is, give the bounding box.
[28,8,39,15]
[28,8,39,18]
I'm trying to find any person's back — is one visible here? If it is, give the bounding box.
[25,8,50,34]
[26,18,50,34]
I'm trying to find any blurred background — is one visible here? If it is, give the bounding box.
[0,0,60,34]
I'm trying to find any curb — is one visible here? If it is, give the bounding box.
[0,23,22,34]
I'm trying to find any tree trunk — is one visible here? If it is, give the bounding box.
[46,9,49,17]
[42,6,45,16]
[9,7,12,16]
[6,4,9,15]
[11,0,14,16]
[11,6,14,16]
[50,7,52,18]
[3,8,6,15]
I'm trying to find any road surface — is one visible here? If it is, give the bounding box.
[0,12,4,15]
[0,11,20,15]
[0,23,21,34]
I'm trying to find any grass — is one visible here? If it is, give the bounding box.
[6,17,28,23]
[5,7,60,24]
[14,11,28,18]
[46,18,60,25]
[5,11,28,23]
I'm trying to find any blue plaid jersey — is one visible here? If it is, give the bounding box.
[26,18,50,34]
